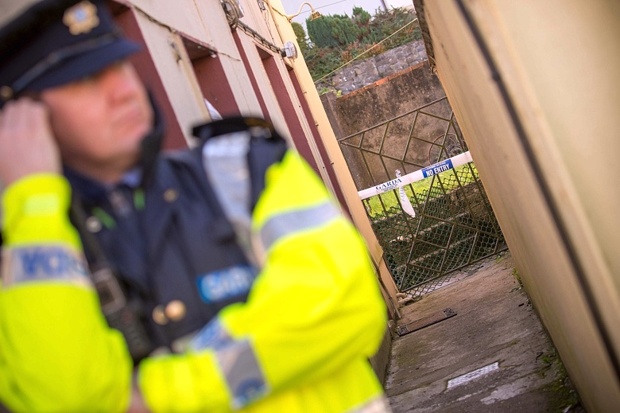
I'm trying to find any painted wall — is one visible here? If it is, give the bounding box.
[417,0,620,411]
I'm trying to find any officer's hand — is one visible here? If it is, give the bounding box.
[0,98,61,187]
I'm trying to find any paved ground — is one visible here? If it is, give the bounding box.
[384,251,586,413]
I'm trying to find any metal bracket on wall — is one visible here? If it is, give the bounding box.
[396,308,457,336]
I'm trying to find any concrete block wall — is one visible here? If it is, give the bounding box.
[329,40,428,95]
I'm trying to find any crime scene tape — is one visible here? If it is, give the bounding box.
[357,151,473,200]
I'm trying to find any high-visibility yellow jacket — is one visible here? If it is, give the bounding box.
[0,151,387,412]
[0,175,132,412]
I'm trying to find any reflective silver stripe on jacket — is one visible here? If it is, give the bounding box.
[190,318,268,409]
[190,318,233,351]
[216,338,268,409]
[259,201,341,252]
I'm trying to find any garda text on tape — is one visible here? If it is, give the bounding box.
[358,151,473,200]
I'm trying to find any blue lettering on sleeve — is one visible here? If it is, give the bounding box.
[234,378,267,408]
[6,245,89,286]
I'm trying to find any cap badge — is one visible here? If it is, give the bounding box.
[63,1,100,35]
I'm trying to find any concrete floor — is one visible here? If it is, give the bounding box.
[384,251,586,413]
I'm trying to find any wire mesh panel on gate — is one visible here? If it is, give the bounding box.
[340,98,507,298]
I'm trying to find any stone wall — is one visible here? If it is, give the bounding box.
[321,60,454,191]
[329,40,428,95]
[323,60,445,136]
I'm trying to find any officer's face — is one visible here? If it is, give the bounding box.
[40,60,153,183]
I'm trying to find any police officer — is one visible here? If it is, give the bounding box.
[0,0,389,411]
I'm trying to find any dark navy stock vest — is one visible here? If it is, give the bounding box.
[68,146,254,355]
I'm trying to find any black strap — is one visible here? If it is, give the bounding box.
[69,195,155,363]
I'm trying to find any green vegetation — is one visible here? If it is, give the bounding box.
[293,7,421,86]
[512,267,523,287]
[538,349,582,411]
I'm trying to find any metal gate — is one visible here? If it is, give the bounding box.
[338,96,507,298]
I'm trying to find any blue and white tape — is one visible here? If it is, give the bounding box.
[358,151,473,200]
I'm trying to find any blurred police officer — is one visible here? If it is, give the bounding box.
[0,0,389,412]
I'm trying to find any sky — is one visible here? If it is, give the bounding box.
[283,0,414,27]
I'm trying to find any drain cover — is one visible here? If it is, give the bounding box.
[396,308,457,336]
